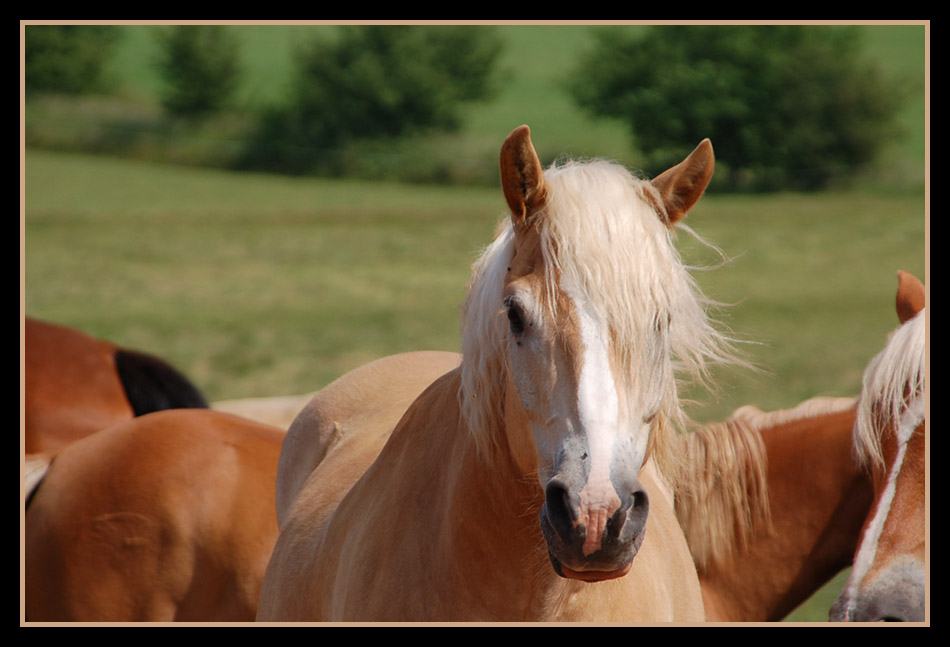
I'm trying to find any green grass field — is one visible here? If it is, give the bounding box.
[23,22,928,623]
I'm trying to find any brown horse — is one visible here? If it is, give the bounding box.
[829,271,927,622]
[24,317,208,455]
[258,126,744,621]
[676,396,872,621]
[24,408,283,622]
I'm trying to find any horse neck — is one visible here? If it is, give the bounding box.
[696,402,874,622]
[432,376,592,619]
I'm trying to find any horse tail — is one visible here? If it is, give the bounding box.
[113,348,210,415]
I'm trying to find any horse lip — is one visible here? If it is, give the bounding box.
[547,547,635,582]
[553,557,633,582]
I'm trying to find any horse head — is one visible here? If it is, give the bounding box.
[830,270,926,622]
[482,125,717,581]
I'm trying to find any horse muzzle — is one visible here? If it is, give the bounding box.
[830,559,925,622]
[539,474,649,582]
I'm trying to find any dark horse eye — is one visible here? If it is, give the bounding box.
[505,297,526,336]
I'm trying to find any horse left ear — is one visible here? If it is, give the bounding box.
[896,270,925,324]
[500,125,548,228]
[651,139,715,226]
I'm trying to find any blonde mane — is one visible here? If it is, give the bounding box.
[460,158,744,481]
[854,309,926,469]
[677,396,856,570]
[731,396,858,429]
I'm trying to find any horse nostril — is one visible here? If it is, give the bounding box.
[622,486,649,535]
[631,488,648,511]
[544,480,577,539]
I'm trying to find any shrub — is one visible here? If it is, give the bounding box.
[240,26,504,175]
[25,25,120,95]
[156,26,241,119]
[569,26,906,191]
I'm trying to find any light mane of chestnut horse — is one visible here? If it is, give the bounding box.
[830,271,927,622]
[258,125,743,621]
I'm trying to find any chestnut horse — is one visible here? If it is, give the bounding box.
[24,408,284,622]
[258,126,744,621]
[25,317,208,455]
[676,396,872,621]
[829,271,927,622]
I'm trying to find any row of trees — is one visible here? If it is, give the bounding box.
[24,24,909,191]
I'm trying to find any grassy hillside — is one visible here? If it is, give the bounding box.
[24,147,925,407]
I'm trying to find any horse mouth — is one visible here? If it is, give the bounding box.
[540,503,645,583]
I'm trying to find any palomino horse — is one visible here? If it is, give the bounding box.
[676,396,873,621]
[829,271,927,622]
[258,125,743,621]
[25,317,208,455]
[279,353,872,622]
[24,408,284,622]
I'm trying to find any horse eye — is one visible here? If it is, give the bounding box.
[505,298,526,336]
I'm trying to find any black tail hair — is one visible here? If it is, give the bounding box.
[113,348,209,415]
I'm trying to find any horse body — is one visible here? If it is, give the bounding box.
[263,366,700,621]
[259,126,736,622]
[283,349,874,621]
[830,271,927,622]
[25,317,208,455]
[25,409,283,622]
[678,398,872,621]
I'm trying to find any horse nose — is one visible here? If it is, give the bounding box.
[542,475,649,577]
[852,588,926,622]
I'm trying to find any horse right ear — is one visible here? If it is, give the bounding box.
[651,139,715,226]
[500,125,547,228]
[896,270,925,324]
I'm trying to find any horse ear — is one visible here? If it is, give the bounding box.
[896,270,925,324]
[650,139,715,226]
[500,125,547,227]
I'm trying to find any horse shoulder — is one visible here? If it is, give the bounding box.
[275,351,461,527]
[260,366,468,621]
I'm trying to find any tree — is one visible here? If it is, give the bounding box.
[156,26,241,119]
[569,26,906,191]
[25,25,120,95]
[242,26,504,174]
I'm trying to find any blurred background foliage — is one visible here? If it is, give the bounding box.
[24,23,925,191]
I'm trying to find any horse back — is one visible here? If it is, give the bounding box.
[25,318,133,453]
[25,318,208,454]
